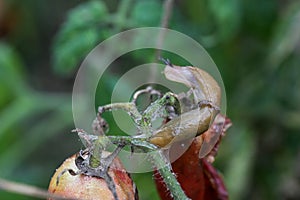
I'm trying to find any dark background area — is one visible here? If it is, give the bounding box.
[0,0,300,199]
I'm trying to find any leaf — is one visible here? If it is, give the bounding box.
[52,0,108,75]
[129,0,162,27]
[0,42,27,97]
[0,103,73,177]
[223,126,256,200]
[267,2,300,69]
[209,0,241,41]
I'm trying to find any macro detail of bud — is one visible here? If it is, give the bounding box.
[48,64,229,200]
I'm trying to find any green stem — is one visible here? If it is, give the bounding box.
[152,152,190,200]
[99,102,142,126]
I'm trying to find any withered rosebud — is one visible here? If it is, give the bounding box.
[48,151,138,200]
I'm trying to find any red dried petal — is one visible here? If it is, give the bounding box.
[154,115,231,200]
[202,159,228,200]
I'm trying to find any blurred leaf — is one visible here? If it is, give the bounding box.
[242,0,277,39]
[223,125,256,200]
[209,0,241,41]
[0,101,72,178]
[0,92,70,158]
[0,96,37,140]
[267,2,300,69]
[178,0,214,34]
[0,42,28,97]
[52,0,109,75]
[129,0,162,27]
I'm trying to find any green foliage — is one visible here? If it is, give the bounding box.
[130,0,162,27]
[52,0,109,75]
[267,1,300,69]
[0,43,27,98]
[209,0,241,41]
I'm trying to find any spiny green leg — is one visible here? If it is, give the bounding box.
[132,86,161,104]
[131,91,190,199]
[96,89,177,137]
[91,89,189,199]
[142,92,177,122]
[102,143,126,166]
[103,171,119,200]
[139,92,190,199]
[98,102,142,126]
[75,128,109,168]
[139,92,178,137]
[96,101,153,146]
[89,136,111,168]
[107,135,158,152]
[92,113,109,135]
[96,92,178,143]
[101,144,126,200]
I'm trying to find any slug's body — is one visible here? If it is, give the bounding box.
[149,65,221,148]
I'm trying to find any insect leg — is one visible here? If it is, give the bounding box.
[142,92,178,122]
[98,102,142,126]
[158,57,173,67]
[103,172,119,200]
[92,113,109,135]
[102,143,125,168]
[198,100,220,112]
[132,86,162,104]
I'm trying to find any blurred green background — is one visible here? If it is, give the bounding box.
[0,0,300,199]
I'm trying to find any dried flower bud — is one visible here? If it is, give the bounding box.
[48,152,138,200]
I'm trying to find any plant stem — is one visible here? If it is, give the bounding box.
[152,152,191,200]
